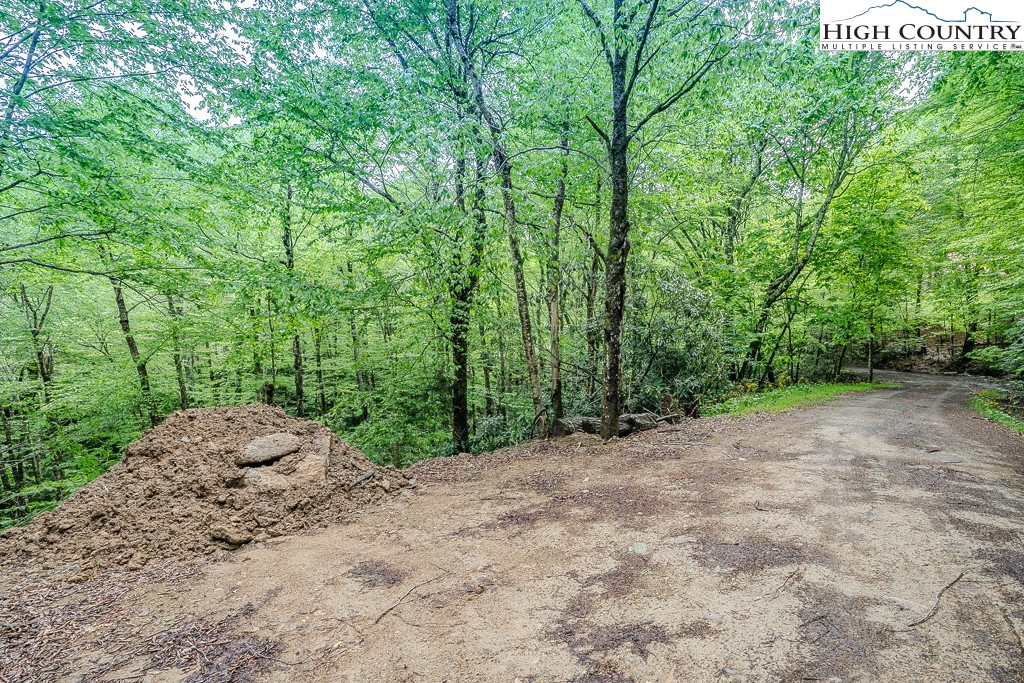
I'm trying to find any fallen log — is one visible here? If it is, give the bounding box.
[552,413,660,438]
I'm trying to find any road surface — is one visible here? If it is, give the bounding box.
[3,371,1023,682]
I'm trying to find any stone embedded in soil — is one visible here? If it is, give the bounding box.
[237,433,303,466]
[209,523,254,546]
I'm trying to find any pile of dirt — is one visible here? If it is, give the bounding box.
[0,404,412,571]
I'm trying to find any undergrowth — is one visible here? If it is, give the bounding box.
[970,390,1024,435]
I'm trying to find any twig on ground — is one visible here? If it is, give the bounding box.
[373,575,444,625]
[906,572,964,628]
[753,500,771,512]
[243,641,301,666]
[800,613,828,627]
[350,469,376,489]
[1001,606,1024,655]
[767,568,801,598]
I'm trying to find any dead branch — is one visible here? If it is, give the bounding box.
[373,575,444,625]
[907,572,964,628]
[1001,606,1024,655]
[350,469,376,489]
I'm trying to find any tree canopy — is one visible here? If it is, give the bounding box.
[2,0,1021,525]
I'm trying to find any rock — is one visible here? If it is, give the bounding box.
[236,433,303,466]
[629,543,648,556]
[274,461,298,475]
[209,523,253,546]
[312,432,331,468]
[243,467,291,492]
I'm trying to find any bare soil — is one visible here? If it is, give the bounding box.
[2,371,1023,682]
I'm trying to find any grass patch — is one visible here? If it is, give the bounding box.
[970,390,1024,435]
[706,382,901,417]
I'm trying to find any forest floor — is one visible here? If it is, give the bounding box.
[3,370,1024,683]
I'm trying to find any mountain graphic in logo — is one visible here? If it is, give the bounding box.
[839,2,1012,23]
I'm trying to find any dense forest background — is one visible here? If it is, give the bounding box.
[2,0,1022,526]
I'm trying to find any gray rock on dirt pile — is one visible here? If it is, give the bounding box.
[236,433,303,465]
[0,404,411,571]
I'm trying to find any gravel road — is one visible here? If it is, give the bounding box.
[3,370,1023,682]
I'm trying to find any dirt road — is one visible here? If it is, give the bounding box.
[3,371,1023,682]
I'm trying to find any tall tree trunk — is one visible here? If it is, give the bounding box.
[314,325,327,416]
[282,181,304,416]
[0,410,13,493]
[24,419,40,484]
[447,2,544,434]
[548,121,569,426]
[2,409,21,490]
[0,408,26,516]
[740,141,855,382]
[723,140,766,263]
[20,284,53,400]
[167,295,189,409]
[835,343,849,379]
[787,311,796,383]
[347,263,369,423]
[250,305,263,399]
[758,319,791,390]
[497,297,507,419]
[602,49,630,440]
[868,335,874,382]
[960,320,978,369]
[811,327,824,377]
[449,139,487,453]
[586,178,602,397]
[915,272,926,354]
[451,296,471,452]
[350,312,367,421]
[18,284,60,479]
[110,277,157,427]
[505,198,546,435]
[480,322,494,417]
[292,335,304,417]
[263,294,277,405]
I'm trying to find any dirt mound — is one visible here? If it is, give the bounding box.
[0,404,411,571]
